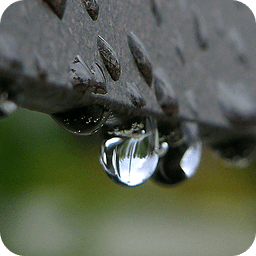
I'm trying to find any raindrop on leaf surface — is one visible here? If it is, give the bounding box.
[100,117,160,187]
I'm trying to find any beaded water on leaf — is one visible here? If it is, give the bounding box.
[100,117,160,187]
[152,123,202,186]
[51,105,110,135]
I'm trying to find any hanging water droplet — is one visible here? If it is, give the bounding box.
[43,0,67,19]
[153,67,178,116]
[210,138,256,169]
[51,105,110,135]
[97,36,121,81]
[70,55,107,95]
[152,123,202,186]
[127,32,153,87]
[126,82,146,108]
[158,141,169,157]
[100,117,160,187]
[81,0,99,21]
[0,93,17,119]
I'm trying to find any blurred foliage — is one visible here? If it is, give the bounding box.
[0,108,255,256]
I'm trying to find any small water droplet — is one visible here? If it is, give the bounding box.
[127,32,153,87]
[193,12,208,50]
[0,99,17,119]
[100,117,160,187]
[43,0,66,19]
[51,105,110,135]
[81,0,99,21]
[97,35,121,81]
[152,123,202,186]
[158,141,169,157]
[126,82,146,108]
[70,55,107,95]
[210,138,256,169]
[151,0,162,26]
[153,67,178,116]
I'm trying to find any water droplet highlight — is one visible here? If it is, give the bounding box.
[126,82,146,108]
[81,0,99,21]
[0,96,17,119]
[100,117,160,187]
[70,55,107,95]
[127,32,153,87]
[43,0,66,19]
[152,123,202,186]
[51,105,110,135]
[97,35,121,81]
[153,67,178,116]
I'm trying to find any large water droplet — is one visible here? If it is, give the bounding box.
[43,0,66,19]
[51,105,110,135]
[127,32,153,87]
[100,117,160,187]
[152,123,202,186]
[97,36,121,81]
[82,0,99,21]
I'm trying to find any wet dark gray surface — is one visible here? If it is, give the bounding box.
[0,0,256,141]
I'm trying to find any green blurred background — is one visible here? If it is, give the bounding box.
[0,108,255,256]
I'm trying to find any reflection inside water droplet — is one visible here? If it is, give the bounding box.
[180,141,202,177]
[51,105,110,135]
[100,117,160,186]
[152,123,202,186]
